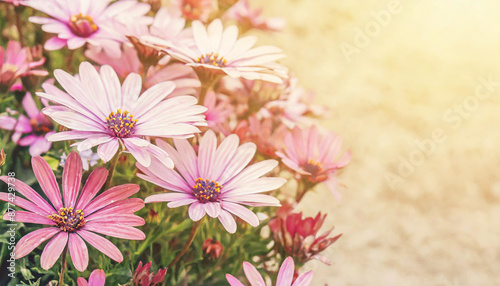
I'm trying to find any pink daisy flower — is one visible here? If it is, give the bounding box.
[226,257,314,286]
[142,19,287,84]
[37,61,207,168]
[138,130,285,233]
[0,92,55,156]
[224,0,286,33]
[276,126,351,200]
[0,41,48,92]
[27,0,152,55]
[77,269,105,286]
[0,152,145,271]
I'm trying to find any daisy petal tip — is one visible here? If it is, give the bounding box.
[115,253,124,263]
[138,231,146,240]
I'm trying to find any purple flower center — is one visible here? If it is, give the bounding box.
[106,109,137,138]
[69,13,98,38]
[47,207,86,232]
[303,159,322,175]
[196,53,227,67]
[192,178,222,203]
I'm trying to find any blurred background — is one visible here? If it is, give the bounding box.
[254,0,500,285]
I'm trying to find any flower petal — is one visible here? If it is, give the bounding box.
[77,277,88,286]
[218,143,256,185]
[144,192,195,203]
[15,228,61,259]
[3,210,56,225]
[197,130,217,179]
[226,274,245,286]
[83,184,140,215]
[0,176,55,214]
[0,192,47,215]
[209,134,239,182]
[97,139,119,163]
[77,230,123,263]
[75,167,108,210]
[68,233,89,272]
[22,92,40,118]
[292,271,314,286]
[29,137,52,156]
[188,202,206,221]
[221,202,259,227]
[218,209,237,234]
[123,139,151,167]
[132,81,175,118]
[88,269,106,286]
[41,231,69,270]
[242,261,265,286]
[32,156,63,210]
[63,152,83,208]
[159,138,198,185]
[85,214,145,226]
[276,257,294,286]
[223,160,278,191]
[204,202,221,218]
[83,222,145,240]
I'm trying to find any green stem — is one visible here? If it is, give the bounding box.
[103,147,123,190]
[58,246,68,286]
[135,226,160,255]
[167,220,202,269]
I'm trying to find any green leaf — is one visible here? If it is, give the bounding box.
[20,266,35,280]
[42,155,60,171]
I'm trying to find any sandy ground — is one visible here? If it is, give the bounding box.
[254,0,500,285]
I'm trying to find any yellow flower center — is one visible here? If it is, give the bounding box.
[106,109,138,138]
[192,178,222,203]
[69,13,98,37]
[48,207,86,232]
[196,53,227,67]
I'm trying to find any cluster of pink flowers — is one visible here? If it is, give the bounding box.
[0,0,350,284]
